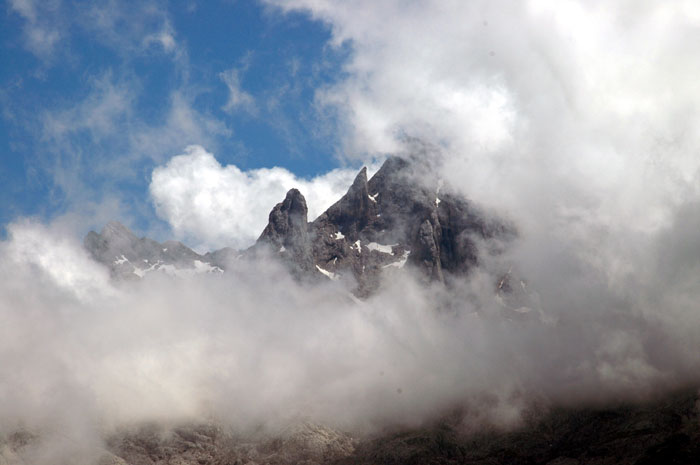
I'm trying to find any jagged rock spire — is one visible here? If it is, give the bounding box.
[258,188,309,245]
[256,188,314,274]
[315,166,377,240]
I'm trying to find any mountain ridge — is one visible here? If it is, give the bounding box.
[85,155,513,297]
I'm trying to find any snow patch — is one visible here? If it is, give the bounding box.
[133,259,223,278]
[279,245,286,253]
[316,265,339,281]
[368,193,378,203]
[333,231,345,240]
[114,255,129,265]
[383,250,410,268]
[366,242,396,255]
[353,240,361,253]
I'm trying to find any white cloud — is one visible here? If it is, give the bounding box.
[9,0,62,57]
[220,68,257,115]
[143,27,177,54]
[3,214,700,460]
[42,73,133,142]
[129,91,231,164]
[149,145,361,250]
[266,0,700,216]
[2,220,113,301]
[82,1,184,59]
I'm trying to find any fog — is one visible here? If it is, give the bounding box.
[5,0,700,463]
[4,197,700,462]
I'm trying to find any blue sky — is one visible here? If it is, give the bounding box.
[1,0,352,238]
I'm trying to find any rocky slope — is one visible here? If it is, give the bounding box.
[4,389,699,464]
[84,221,235,280]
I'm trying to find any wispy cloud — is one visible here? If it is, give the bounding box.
[8,0,63,58]
[220,67,258,115]
[2,1,232,231]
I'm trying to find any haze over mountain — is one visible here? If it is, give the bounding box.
[2,150,699,464]
[4,1,700,464]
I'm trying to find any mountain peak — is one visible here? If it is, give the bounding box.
[101,221,137,241]
[350,166,368,190]
[316,165,375,241]
[258,188,309,245]
[255,188,314,275]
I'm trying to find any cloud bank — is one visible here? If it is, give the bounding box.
[150,145,362,250]
[7,0,700,462]
[4,207,700,462]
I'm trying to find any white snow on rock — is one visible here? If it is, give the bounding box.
[333,231,345,240]
[279,245,286,253]
[114,255,129,265]
[366,242,396,255]
[316,265,339,280]
[353,240,361,253]
[368,193,378,203]
[133,259,223,278]
[383,250,410,268]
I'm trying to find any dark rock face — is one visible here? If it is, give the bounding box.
[332,389,700,465]
[254,188,315,275]
[303,155,513,295]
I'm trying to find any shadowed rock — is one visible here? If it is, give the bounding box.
[255,188,315,276]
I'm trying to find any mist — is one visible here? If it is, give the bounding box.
[5,0,700,463]
[4,195,700,462]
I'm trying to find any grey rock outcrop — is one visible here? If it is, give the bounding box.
[254,188,315,276]
[84,221,229,279]
[104,422,355,465]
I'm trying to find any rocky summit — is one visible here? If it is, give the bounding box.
[86,155,513,297]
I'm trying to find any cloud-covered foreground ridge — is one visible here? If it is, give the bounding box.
[150,145,360,251]
[5,157,700,461]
